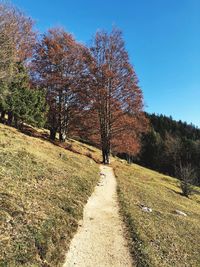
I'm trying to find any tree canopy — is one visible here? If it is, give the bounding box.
[1,2,149,164]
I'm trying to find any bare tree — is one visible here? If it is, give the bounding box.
[177,163,196,197]
[0,2,35,81]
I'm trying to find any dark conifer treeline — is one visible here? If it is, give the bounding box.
[137,113,200,185]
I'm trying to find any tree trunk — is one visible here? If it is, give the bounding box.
[58,90,64,142]
[50,128,57,140]
[14,115,18,128]
[0,110,6,122]
[59,131,66,142]
[102,148,110,164]
[105,150,109,164]
[102,149,106,164]
[7,111,13,125]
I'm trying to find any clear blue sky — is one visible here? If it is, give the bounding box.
[12,0,200,127]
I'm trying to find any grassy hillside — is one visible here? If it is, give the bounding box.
[0,124,100,267]
[113,161,200,267]
[1,123,200,267]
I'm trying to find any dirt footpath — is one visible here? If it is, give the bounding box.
[63,165,133,267]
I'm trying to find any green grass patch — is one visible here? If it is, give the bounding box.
[113,161,200,267]
[0,124,99,266]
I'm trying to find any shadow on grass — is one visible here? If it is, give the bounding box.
[164,185,200,200]
[1,122,101,164]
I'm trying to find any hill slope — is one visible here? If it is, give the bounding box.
[0,124,100,266]
[0,123,200,267]
[114,161,200,267]
[138,113,200,184]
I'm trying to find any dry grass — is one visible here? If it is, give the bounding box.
[113,160,200,267]
[1,122,200,267]
[59,138,102,164]
[0,124,99,266]
[19,124,103,164]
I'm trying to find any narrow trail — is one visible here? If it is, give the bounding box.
[63,165,133,267]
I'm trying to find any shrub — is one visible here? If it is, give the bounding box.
[177,164,196,197]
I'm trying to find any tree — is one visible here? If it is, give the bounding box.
[139,129,164,170]
[83,28,148,163]
[0,82,9,122]
[3,62,46,127]
[177,164,195,197]
[32,28,90,141]
[164,133,182,174]
[0,3,14,81]
[0,2,35,81]
[138,113,200,184]
[0,2,36,122]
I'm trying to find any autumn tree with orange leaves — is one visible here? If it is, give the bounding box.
[81,28,148,164]
[0,3,148,164]
[32,28,90,141]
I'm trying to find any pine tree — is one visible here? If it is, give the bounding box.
[5,62,47,127]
